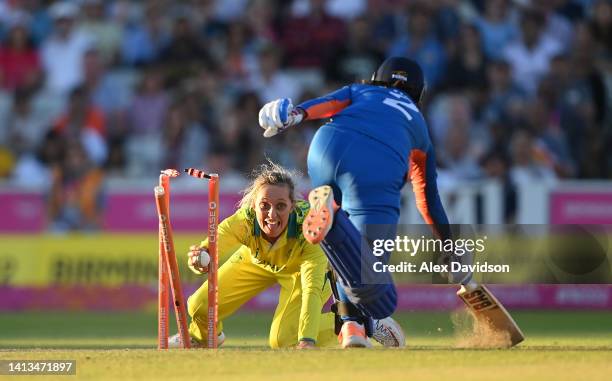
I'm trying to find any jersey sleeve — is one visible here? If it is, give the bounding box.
[199,209,250,264]
[297,85,352,120]
[297,242,329,342]
[408,145,451,240]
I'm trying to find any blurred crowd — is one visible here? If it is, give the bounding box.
[0,0,610,229]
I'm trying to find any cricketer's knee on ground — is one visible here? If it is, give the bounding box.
[268,319,296,349]
[268,312,336,349]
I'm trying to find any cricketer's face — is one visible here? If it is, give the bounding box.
[254,184,293,243]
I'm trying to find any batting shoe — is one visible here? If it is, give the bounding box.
[167,331,225,348]
[338,321,372,348]
[304,185,339,244]
[373,317,406,348]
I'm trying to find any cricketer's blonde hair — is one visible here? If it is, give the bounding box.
[238,160,299,210]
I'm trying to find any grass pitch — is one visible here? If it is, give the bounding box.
[1,311,610,381]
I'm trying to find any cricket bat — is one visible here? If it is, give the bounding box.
[457,282,525,347]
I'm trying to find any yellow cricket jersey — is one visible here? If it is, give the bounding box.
[199,200,330,341]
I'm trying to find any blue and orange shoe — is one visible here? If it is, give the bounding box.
[304,185,339,244]
[338,321,372,348]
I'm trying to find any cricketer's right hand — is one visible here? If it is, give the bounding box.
[258,98,304,137]
[187,245,210,275]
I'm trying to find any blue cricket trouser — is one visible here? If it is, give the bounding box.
[307,124,409,319]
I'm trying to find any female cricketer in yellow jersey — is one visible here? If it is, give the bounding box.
[168,162,405,349]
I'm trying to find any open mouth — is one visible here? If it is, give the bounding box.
[265,220,279,230]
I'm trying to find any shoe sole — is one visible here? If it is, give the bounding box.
[344,343,371,348]
[342,338,373,348]
[304,186,334,244]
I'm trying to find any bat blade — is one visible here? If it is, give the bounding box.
[457,284,525,347]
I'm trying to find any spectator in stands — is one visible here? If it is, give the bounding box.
[53,85,107,167]
[325,0,367,20]
[387,3,446,89]
[509,128,557,187]
[502,8,564,95]
[125,67,168,175]
[40,1,94,94]
[367,0,402,55]
[231,91,264,172]
[82,48,131,171]
[432,0,462,43]
[325,16,384,84]
[588,0,612,59]
[442,23,488,92]
[222,21,259,92]
[127,67,168,137]
[0,19,41,90]
[163,14,208,65]
[482,59,527,125]
[248,43,302,103]
[5,87,47,158]
[83,49,130,122]
[568,22,608,125]
[551,36,610,179]
[438,119,483,182]
[48,140,104,232]
[480,148,516,222]
[27,1,54,46]
[162,91,209,171]
[533,0,574,49]
[213,0,250,22]
[429,92,487,155]
[203,142,246,188]
[121,3,168,66]
[161,14,211,85]
[191,63,225,136]
[79,0,122,65]
[244,0,278,45]
[525,84,575,178]
[280,0,346,69]
[10,129,62,189]
[473,0,518,60]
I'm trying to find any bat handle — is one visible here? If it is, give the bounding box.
[461,279,478,291]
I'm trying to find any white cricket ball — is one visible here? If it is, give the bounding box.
[199,250,210,267]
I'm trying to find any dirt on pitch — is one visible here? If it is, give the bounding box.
[451,309,512,348]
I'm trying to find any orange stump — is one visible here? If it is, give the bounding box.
[207,174,219,348]
[155,185,191,349]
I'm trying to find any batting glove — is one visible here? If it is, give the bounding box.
[187,244,210,275]
[258,98,304,137]
[437,246,474,285]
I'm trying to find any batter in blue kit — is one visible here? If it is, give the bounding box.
[258,57,450,348]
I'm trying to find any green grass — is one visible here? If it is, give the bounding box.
[0,311,611,380]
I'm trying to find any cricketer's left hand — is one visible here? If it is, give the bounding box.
[258,98,304,137]
[296,340,316,349]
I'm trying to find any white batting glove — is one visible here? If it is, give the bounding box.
[437,247,474,285]
[187,244,210,275]
[258,98,304,137]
